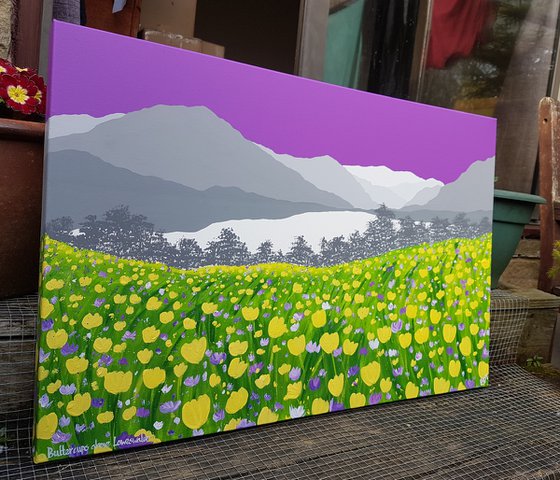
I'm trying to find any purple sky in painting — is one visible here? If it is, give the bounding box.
[48,21,496,183]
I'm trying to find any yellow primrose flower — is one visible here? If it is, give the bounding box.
[430,310,442,324]
[478,361,489,378]
[137,348,153,364]
[470,324,479,336]
[459,337,472,356]
[181,337,207,364]
[405,382,419,399]
[380,378,392,393]
[354,294,364,304]
[36,412,58,440]
[47,379,62,394]
[129,293,141,304]
[66,356,88,374]
[229,340,248,356]
[182,394,211,429]
[104,371,133,394]
[67,392,91,416]
[146,297,162,311]
[159,311,174,324]
[414,327,429,344]
[311,398,330,415]
[268,316,288,338]
[278,363,291,375]
[319,332,339,354]
[357,307,369,320]
[228,358,248,379]
[93,337,113,354]
[361,361,381,386]
[46,329,68,349]
[287,335,306,356]
[82,313,103,329]
[398,333,412,349]
[113,294,127,304]
[143,367,166,389]
[226,387,249,414]
[114,321,126,331]
[449,360,461,377]
[311,310,327,328]
[45,278,64,291]
[342,339,358,355]
[142,325,160,344]
[350,392,366,408]
[255,374,271,389]
[97,411,114,424]
[443,324,457,343]
[241,306,259,321]
[284,381,303,400]
[328,374,344,397]
[39,298,54,320]
[405,305,417,319]
[209,373,221,387]
[224,418,241,431]
[79,276,92,287]
[183,318,196,330]
[123,406,137,421]
[113,343,127,353]
[201,302,218,315]
[257,407,279,425]
[434,377,451,394]
[377,326,392,344]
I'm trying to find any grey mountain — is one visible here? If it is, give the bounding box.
[259,146,377,209]
[353,177,403,209]
[404,184,442,207]
[49,105,351,209]
[44,150,340,232]
[402,159,495,213]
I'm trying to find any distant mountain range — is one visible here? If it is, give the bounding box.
[46,104,494,233]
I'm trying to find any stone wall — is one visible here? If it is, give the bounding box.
[0,0,13,60]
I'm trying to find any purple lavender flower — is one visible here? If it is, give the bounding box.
[392,367,403,377]
[118,358,129,366]
[274,402,284,410]
[91,398,104,408]
[59,384,77,396]
[293,312,304,321]
[465,379,476,389]
[210,352,227,365]
[309,377,321,391]
[39,348,50,363]
[237,419,256,429]
[98,271,107,278]
[369,393,382,405]
[213,409,225,422]
[122,331,136,341]
[264,393,272,401]
[193,429,204,436]
[75,424,87,433]
[359,347,368,356]
[59,415,71,428]
[39,394,51,408]
[93,298,105,308]
[60,343,79,357]
[136,408,150,418]
[250,392,260,401]
[391,319,403,333]
[184,375,200,387]
[259,338,270,347]
[289,367,302,381]
[249,362,264,375]
[347,365,359,377]
[51,430,72,444]
[284,302,292,311]
[333,347,343,358]
[330,401,345,412]
[98,354,113,367]
[41,319,54,331]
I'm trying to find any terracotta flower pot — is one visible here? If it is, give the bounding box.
[0,118,44,299]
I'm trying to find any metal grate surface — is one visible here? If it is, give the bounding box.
[3,291,560,480]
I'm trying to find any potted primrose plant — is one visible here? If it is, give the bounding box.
[0,58,46,298]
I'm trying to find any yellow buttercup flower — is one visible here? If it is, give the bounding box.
[181,337,207,364]
[39,298,54,319]
[209,373,221,387]
[405,382,419,399]
[82,313,103,329]
[66,356,88,374]
[459,337,472,356]
[229,340,248,356]
[137,348,153,364]
[36,412,58,440]
[357,307,369,320]
[129,293,141,304]
[173,363,188,377]
[257,407,279,425]
[113,294,127,304]
[328,374,344,397]
[287,335,306,356]
[67,392,91,416]
[122,406,137,421]
[226,387,249,414]
[255,373,270,389]
[183,318,197,330]
[114,321,126,331]
[182,394,211,429]
[97,411,114,424]
[406,305,418,319]
[45,278,64,291]
[228,358,248,379]
[398,332,412,349]
[268,316,288,338]
[142,325,160,344]
[311,310,327,328]
[430,310,442,324]
[104,371,133,394]
[319,332,339,354]
[241,306,259,321]
[224,418,241,431]
[93,337,113,354]
[159,311,174,324]
[478,361,489,378]
[47,379,62,394]
[443,324,457,343]
[342,339,358,355]
[377,326,392,343]
[142,367,166,389]
[46,329,68,349]
[414,327,429,344]
[449,360,461,377]
[311,398,330,415]
[350,392,366,408]
[434,377,451,394]
[284,381,303,400]
[79,276,92,287]
[361,361,381,386]
[380,378,392,393]
[201,302,218,315]
[146,297,162,311]
[278,363,291,375]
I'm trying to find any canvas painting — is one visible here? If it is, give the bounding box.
[34,21,496,463]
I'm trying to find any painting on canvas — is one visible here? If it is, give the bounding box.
[34,21,496,462]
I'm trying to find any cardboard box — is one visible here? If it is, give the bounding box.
[140,0,197,38]
[141,30,224,58]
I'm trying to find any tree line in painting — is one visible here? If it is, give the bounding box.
[46,205,491,269]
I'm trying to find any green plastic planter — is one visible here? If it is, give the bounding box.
[491,189,546,289]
